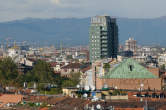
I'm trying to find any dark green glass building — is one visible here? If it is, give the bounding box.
[89,16,118,62]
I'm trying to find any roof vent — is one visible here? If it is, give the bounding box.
[129,65,134,71]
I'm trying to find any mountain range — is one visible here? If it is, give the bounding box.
[0,17,166,47]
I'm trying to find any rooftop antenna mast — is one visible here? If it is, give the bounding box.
[60,41,63,57]
[13,40,17,49]
[6,39,9,49]
[6,37,11,49]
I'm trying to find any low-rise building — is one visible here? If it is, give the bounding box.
[94,58,162,90]
[158,53,166,67]
[0,94,23,108]
[62,87,78,97]
[61,63,82,77]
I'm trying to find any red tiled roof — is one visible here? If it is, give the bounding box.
[40,107,49,110]
[24,95,48,103]
[158,105,166,110]
[49,62,57,67]
[27,58,36,62]
[48,97,91,110]
[81,66,91,73]
[0,94,23,104]
[62,63,82,69]
[114,107,144,110]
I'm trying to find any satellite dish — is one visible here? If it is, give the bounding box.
[84,86,90,91]
[96,104,101,109]
[83,93,88,98]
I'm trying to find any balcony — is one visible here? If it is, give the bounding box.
[101,37,107,40]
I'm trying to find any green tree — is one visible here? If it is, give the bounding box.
[61,72,81,88]
[103,63,110,69]
[30,60,55,83]
[103,63,110,73]
[70,72,81,85]
[0,57,19,86]
[24,60,62,86]
[66,55,73,60]
[160,64,165,71]
[62,80,76,87]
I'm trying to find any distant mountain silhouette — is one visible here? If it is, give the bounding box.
[0,17,166,46]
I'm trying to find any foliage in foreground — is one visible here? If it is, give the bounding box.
[0,58,81,94]
[0,57,18,86]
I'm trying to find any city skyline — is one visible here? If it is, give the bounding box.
[0,0,166,22]
[0,0,166,109]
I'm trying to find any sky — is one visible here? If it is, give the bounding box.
[0,0,166,22]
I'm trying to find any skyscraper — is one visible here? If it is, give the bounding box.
[89,16,118,62]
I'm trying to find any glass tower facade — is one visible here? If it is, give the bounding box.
[89,16,118,62]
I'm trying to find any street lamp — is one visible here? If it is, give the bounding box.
[77,84,81,98]
[91,105,95,110]
[140,83,144,91]
[77,84,80,89]
[90,85,95,91]
[140,83,144,102]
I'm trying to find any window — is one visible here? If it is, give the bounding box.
[129,65,134,71]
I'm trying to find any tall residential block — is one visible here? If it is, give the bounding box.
[125,37,137,53]
[89,16,118,62]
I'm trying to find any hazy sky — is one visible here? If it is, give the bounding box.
[0,0,166,22]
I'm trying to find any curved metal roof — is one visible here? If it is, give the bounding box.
[103,58,158,79]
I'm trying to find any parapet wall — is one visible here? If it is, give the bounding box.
[96,78,162,90]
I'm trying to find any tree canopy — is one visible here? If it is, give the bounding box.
[0,58,82,93]
[25,60,57,83]
[0,57,19,86]
[62,72,81,88]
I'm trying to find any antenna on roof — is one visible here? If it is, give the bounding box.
[60,41,63,57]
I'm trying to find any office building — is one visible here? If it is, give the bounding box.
[89,16,118,62]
